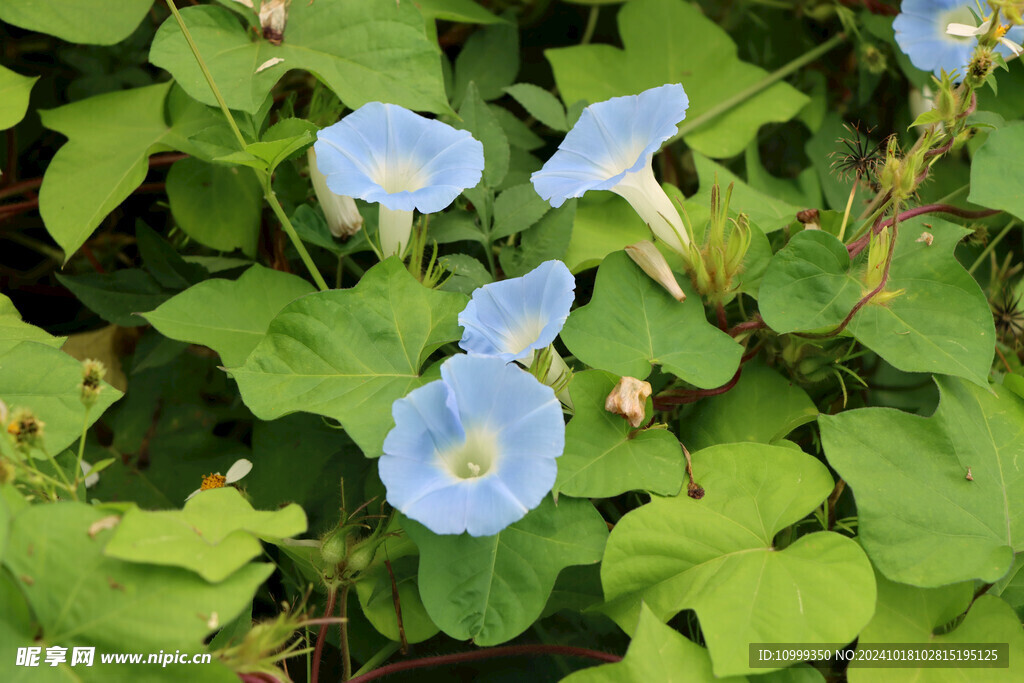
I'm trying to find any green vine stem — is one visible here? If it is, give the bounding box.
[164,0,329,292]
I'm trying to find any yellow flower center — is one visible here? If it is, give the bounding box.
[200,473,227,490]
[7,422,20,436]
[998,24,1010,38]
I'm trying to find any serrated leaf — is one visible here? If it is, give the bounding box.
[491,183,551,240]
[600,443,875,676]
[0,0,153,45]
[680,360,818,450]
[104,487,306,582]
[0,295,64,355]
[820,377,1024,587]
[848,573,1024,682]
[759,218,995,386]
[142,264,315,367]
[38,83,219,259]
[150,3,449,116]
[405,496,607,646]
[545,0,808,159]
[555,370,683,498]
[561,251,742,389]
[1,502,267,681]
[230,258,467,456]
[504,83,567,131]
[0,341,122,454]
[56,269,170,328]
[0,65,37,131]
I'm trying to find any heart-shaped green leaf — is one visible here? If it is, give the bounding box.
[231,258,467,457]
[600,443,875,676]
[820,376,1024,586]
[561,251,742,389]
[405,496,607,646]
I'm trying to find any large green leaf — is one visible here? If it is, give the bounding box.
[969,121,1024,222]
[150,2,449,116]
[231,258,467,457]
[55,269,171,328]
[451,19,519,106]
[561,603,745,683]
[759,218,995,386]
[561,251,743,389]
[848,573,1024,682]
[680,360,818,451]
[555,370,683,498]
[355,551,439,644]
[1,503,265,682]
[104,487,306,582]
[0,0,152,45]
[165,158,263,256]
[142,264,315,367]
[415,0,501,24]
[405,496,608,646]
[38,83,218,259]
[545,0,808,159]
[564,192,650,273]
[0,65,37,131]
[0,295,64,355]
[0,341,122,454]
[820,377,1024,587]
[600,443,875,676]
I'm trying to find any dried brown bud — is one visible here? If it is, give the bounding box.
[260,0,290,45]
[604,376,652,428]
[915,231,934,246]
[687,480,705,499]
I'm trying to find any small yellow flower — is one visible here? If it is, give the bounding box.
[186,459,252,501]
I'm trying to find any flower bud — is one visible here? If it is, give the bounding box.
[604,376,652,428]
[625,241,686,302]
[320,527,350,567]
[308,148,364,238]
[7,408,45,452]
[80,359,106,407]
[260,0,289,45]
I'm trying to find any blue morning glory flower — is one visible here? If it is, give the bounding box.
[458,260,576,364]
[314,103,485,257]
[531,84,691,254]
[379,354,565,537]
[893,0,1024,78]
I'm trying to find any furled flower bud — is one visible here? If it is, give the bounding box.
[80,358,106,407]
[604,376,652,428]
[307,148,364,238]
[260,0,290,45]
[625,241,686,302]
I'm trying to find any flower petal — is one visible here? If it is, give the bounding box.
[379,355,565,536]
[458,260,576,362]
[315,103,484,214]
[531,83,689,208]
[225,458,253,483]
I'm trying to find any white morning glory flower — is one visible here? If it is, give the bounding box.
[314,103,485,257]
[458,260,575,364]
[379,354,565,537]
[894,0,1024,77]
[186,458,252,501]
[531,83,691,254]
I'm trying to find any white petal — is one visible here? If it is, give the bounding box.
[185,488,202,501]
[225,458,253,483]
[80,461,99,488]
[999,37,1024,56]
[946,22,981,37]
